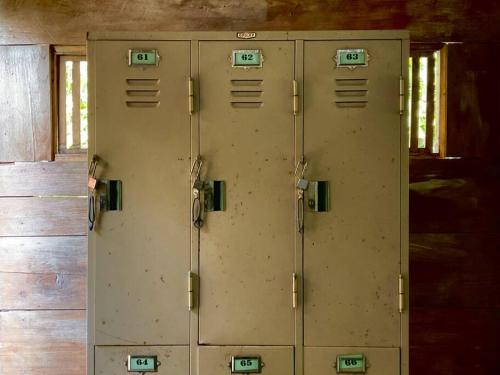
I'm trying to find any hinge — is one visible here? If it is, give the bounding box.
[399,274,405,313]
[188,272,194,311]
[293,80,299,115]
[292,273,298,309]
[399,76,405,115]
[188,77,194,115]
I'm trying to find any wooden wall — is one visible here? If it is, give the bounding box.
[1,1,499,374]
[1,0,500,45]
[0,162,87,374]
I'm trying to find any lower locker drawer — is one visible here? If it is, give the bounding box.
[198,346,294,375]
[95,346,189,375]
[304,347,399,375]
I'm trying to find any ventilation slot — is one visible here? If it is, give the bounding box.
[231,79,263,86]
[126,79,160,86]
[335,78,368,108]
[126,101,160,108]
[126,78,160,108]
[230,102,263,108]
[230,80,264,108]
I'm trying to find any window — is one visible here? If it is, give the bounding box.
[55,47,88,156]
[408,44,447,156]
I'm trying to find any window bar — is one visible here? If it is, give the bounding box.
[425,53,436,153]
[72,60,81,150]
[410,55,420,153]
[58,58,67,152]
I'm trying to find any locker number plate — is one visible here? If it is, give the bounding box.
[127,355,159,372]
[335,49,368,68]
[128,49,159,66]
[336,354,366,373]
[231,356,262,373]
[232,50,262,68]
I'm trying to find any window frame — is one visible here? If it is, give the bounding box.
[52,46,87,160]
[409,43,448,158]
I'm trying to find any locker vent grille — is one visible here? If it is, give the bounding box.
[125,78,160,108]
[335,78,368,108]
[230,79,263,108]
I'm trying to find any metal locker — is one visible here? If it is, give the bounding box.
[198,346,293,375]
[95,346,189,375]
[303,40,403,347]
[197,40,295,345]
[90,41,191,346]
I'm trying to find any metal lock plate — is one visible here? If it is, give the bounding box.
[204,180,226,212]
[230,356,262,374]
[307,181,330,212]
[336,354,366,373]
[127,355,159,372]
[99,180,123,211]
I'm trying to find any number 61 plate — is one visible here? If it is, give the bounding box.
[336,354,366,373]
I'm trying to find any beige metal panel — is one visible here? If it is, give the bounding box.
[88,31,409,42]
[303,40,402,347]
[93,41,190,345]
[95,346,189,375]
[304,347,399,375]
[198,41,295,345]
[198,346,293,375]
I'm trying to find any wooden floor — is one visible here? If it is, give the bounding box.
[0,158,499,374]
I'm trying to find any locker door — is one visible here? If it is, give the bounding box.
[92,41,190,345]
[303,40,402,347]
[198,41,295,345]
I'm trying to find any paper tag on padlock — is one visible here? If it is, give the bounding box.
[88,176,97,190]
[296,178,309,191]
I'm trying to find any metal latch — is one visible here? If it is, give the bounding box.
[399,274,405,313]
[188,272,195,311]
[293,80,299,115]
[399,76,405,115]
[292,273,298,309]
[188,77,194,115]
[99,179,123,211]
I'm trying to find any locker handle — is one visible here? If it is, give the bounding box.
[292,273,298,309]
[188,77,194,115]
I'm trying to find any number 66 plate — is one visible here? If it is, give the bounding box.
[336,354,366,373]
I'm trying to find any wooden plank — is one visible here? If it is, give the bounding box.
[0,45,52,161]
[0,197,87,236]
[446,43,500,158]
[0,272,86,310]
[0,161,87,197]
[411,308,499,351]
[410,175,500,233]
[425,53,435,152]
[410,55,420,152]
[1,1,500,44]
[0,236,86,274]
[410,233,500,309]
[0,310,86,375]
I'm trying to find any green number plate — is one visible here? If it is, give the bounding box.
[231,356,262,373]
[336,354,366,373]
[127,355,158,372]
[336,49,367,67]
[129,49,158,66]
[232,50,262,67]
